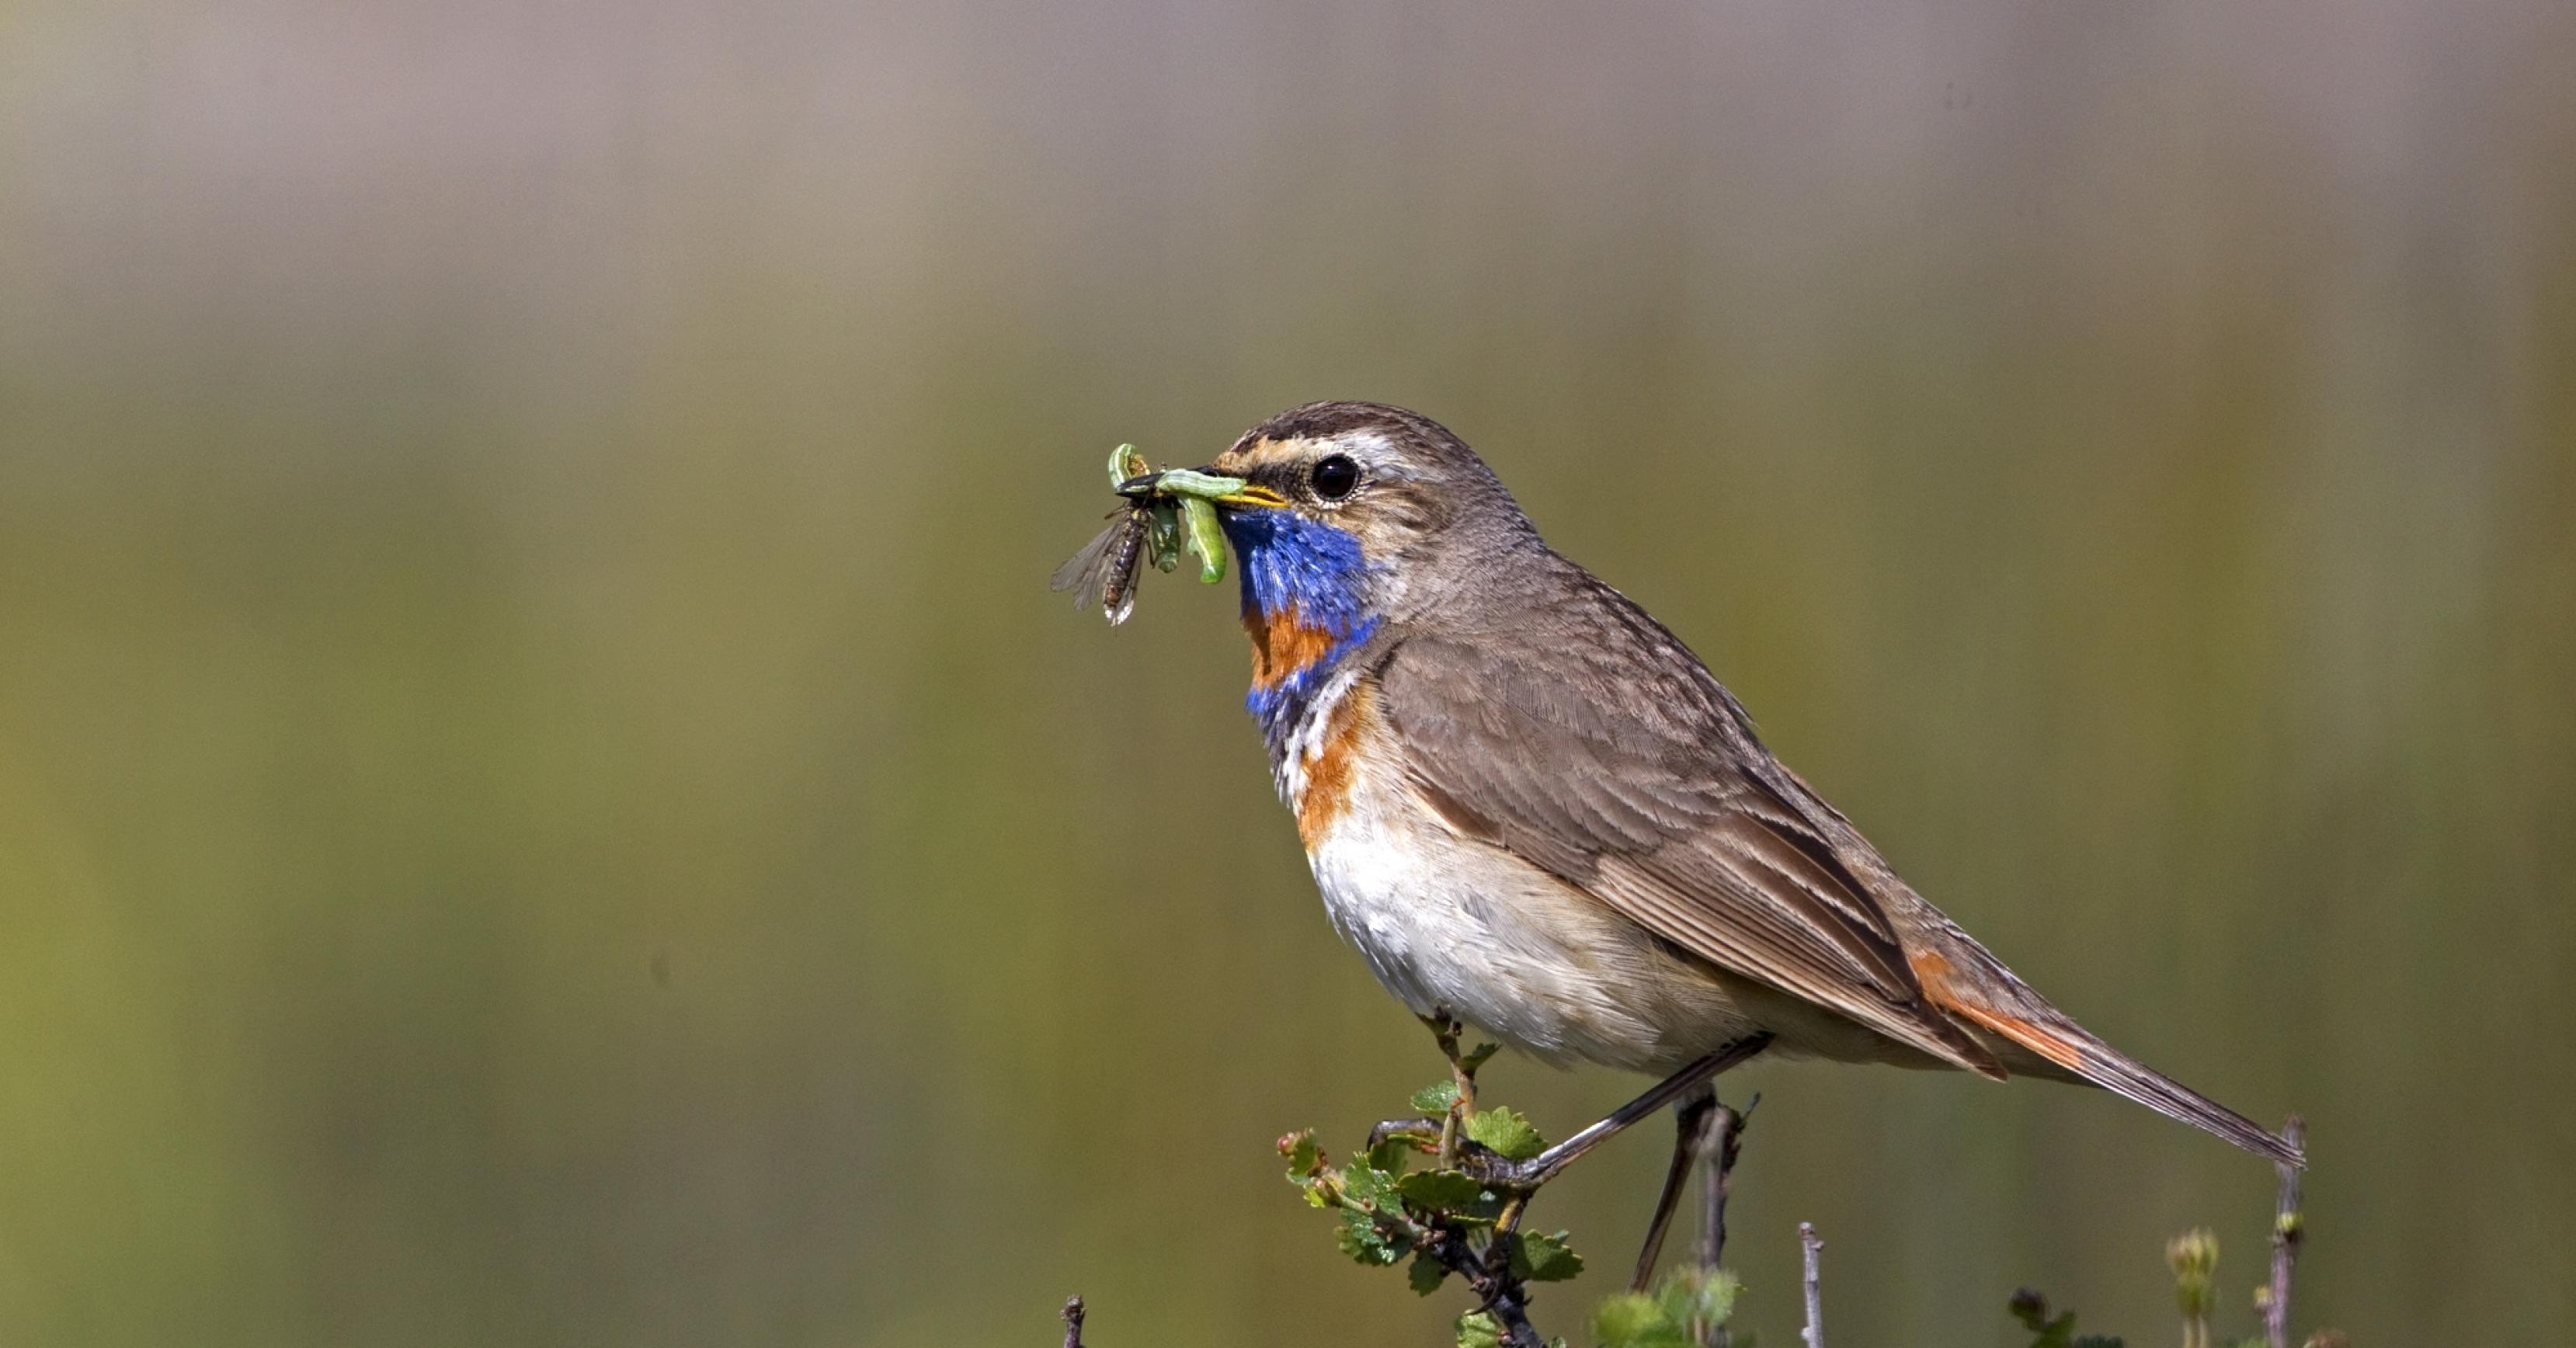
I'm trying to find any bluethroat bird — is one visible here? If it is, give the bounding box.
[1093,401,2300,1279]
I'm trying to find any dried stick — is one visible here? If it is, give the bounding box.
[1690,1096,1754,1348]
[1695,1096,1754,1271]
[2263,1117,2307,1348]
[1798,1222,1823,1348]
[1060,1296,1086,1348]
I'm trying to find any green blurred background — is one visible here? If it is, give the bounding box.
[3,1,2571,1344]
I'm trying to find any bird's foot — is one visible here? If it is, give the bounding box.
[1448,1140,1560,1195]
[1367,1118,1556,1197]
[1364,1117,1444,1155]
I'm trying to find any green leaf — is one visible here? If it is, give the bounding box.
[1652,1266,1740,1329]
[1507,1229,1585,1282]
[1459,1042,1501,1072]
[1281,1131,1321,1180]
[1365,1137,1415,1176]
[1396,1170,1492,1212]
[1410,1080,1462,1113]
[1466,1107,1547,1161]
[1454,1310,1504,1348]
[1407,1249,1450,1296]
[1338,1164,1398,1209]
[1335,1209,1405,1265]
[1591,1293,1690,1348]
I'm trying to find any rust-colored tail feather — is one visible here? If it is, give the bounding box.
[1912,951,2303,1168]
[1967,1009,2304,1168]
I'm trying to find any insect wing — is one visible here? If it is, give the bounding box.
[1049,508,1149,624]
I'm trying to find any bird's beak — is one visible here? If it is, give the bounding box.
[1117,467,1289,509]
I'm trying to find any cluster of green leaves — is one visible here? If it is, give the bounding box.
[1590,1266,1746,1348]
[1277,1102,1578,1297]
[1281,1051,1750,1348]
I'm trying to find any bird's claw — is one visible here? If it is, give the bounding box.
[1449,1142,1549,1193]
[1367,1120,1548,1190]
[1365,1117,1444,1154]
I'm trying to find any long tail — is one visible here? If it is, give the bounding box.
[1912,950,2304,1168]
[2032,1020,2303,1169]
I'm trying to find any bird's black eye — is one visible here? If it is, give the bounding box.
[1309,453,1359,501]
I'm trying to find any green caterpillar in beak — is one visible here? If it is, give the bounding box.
[1050,443,1246,624]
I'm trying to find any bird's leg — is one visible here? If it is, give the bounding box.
[1464,1034,1770,1230]
[1629,1084,1719,1292]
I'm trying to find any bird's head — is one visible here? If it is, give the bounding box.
[1180,401,1535,633]
[1124,401,1535,729]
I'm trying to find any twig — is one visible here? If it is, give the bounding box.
[2263,1117,2307,1348]
[1695,1096,1755,1271]
[1798,1222,1823,1348]
[1474,1239,1549,1348]
[1424,1012,1480,1165]
[1431,1220,1546,1348]
[1340,1185,1546,1348]
[1060,1296,1086,1348]
[1693,1096,1754,1348]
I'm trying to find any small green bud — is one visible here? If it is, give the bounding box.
[2168,1228,2218,1319]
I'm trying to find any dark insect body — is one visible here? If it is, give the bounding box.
[1051,505,1152,626]
[1052,443,1264,624]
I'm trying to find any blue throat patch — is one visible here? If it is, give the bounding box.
[1224,509,1380,745]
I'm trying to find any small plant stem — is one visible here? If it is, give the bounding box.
[1424,1220,1546,1348]
[1695,1096,1752,1348]
[1698,1096,1753,1272]
[1060,1296,1085,1348]
[1424,1013,1476,1165]
[2265,1116,2307,1348]
[1798,1223,1824,1348]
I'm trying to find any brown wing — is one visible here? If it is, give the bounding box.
[1373,571,2005,1077]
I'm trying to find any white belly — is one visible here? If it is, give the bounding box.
[1305,781,1771,1075]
